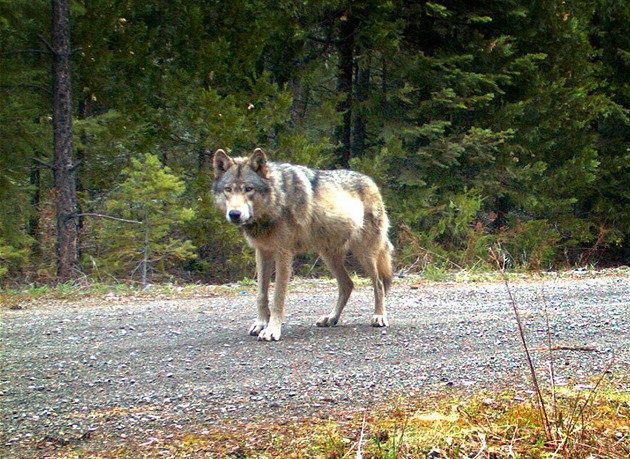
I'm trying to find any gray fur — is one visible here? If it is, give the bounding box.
[212,148,393,341]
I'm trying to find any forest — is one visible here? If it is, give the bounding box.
[1,0,628,286]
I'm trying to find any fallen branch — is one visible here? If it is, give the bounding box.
[533,346,600,353]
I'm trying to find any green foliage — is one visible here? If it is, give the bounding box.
[496,219,562,270]
[182,190,255,283]
[89,154,196,285]
[396,188,494,272]
[0,154,34,283]
[0,236,30,283]
[1,0,628,283]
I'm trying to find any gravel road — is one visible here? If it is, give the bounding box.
[2,273,629,457]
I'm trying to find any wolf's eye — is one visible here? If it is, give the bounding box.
[224,186,232,193]
[243,185,254,193]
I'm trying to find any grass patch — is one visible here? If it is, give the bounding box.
[0,275,375,310]
[3,267,628,309]
[34,380,629,459]
[0,280,239,310]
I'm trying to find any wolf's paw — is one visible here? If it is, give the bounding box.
[257,325,282,341]
[371,315,388,327]
[248,321,267,336]
[316,315,339,327]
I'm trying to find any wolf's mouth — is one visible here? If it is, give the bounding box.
[229,218,252,226]
[231,218,252,226]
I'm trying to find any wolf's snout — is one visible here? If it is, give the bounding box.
[228,210,243,224]
[226,204,251,225]
[228,209,242,223]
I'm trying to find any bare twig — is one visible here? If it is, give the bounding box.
[489,247,553,440]
[76,213,142,224]
[471,432,487,459]
[396,256,421,277]
[541,288,557,417]
[504,274,553,438]
[306,256,321,277]
[533,346,600,353]
[355,410,367,459]
[33,157,55,170]
[69,159,83,171]
[0,83,52,95]
[0,48,52,57]
[37,33,55,55]
[565,355,616,445]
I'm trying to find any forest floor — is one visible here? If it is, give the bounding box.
[1,270,629,458]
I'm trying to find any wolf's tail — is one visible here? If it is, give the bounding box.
[378,241,394,294]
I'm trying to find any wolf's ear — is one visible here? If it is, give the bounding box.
[213,149,234,176]
[250,148,269,178]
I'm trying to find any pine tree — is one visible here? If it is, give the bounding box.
[51,0,78,281]
[2,0,628,283]
[92,154,196,286]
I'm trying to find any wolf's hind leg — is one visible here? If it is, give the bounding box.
[356,251,388,327]
[316,250,353,327]
[250,249,273,336]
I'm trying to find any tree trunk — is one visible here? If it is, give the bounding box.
[51,0,78,281]
[141,215,150,288]
[352,53,370,158]
[28,154,42,258]
[334,13,356,168]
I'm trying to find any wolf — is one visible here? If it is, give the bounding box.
[212,148,393,341]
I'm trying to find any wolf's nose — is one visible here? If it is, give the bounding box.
[228,210,242,222]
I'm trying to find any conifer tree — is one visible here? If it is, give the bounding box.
[51,0,78,281]
[1,0,628,282]
[93,154,196,286]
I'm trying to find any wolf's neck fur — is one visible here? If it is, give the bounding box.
[242,217,275,239]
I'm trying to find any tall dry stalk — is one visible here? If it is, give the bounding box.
[489,247,554,440]
[490,246,618,454]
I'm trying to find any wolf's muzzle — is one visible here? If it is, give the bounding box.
[228,209,242,224]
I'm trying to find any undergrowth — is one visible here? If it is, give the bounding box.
[36,382,629,458]
[0,280,235,310]
[3,267,627,309]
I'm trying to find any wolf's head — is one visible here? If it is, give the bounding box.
[212,148,271,226]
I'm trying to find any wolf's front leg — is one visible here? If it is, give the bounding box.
[257,251,292,341]
[249,249,273,336]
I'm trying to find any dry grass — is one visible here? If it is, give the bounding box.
[36,380,629,459]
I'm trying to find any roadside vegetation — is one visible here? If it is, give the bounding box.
[3,267,627,308]
[31,380,630,458]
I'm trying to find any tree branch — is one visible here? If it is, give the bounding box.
[33,157,55,170]
[69,159,83,171]
[0,49,53,57]
[307,34,341,46]
[171,132,198,145]
[0,83,52,95]
[77,213,142,224]
[37,33,55,55]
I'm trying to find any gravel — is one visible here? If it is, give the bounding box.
[1,273,629,457]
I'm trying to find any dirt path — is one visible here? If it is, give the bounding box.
[2,274,629,457]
